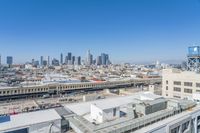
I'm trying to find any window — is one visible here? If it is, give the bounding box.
[184,82,193,87]
[184,88,192,94]
[171,126,180,133]
[166,94,168,96]
[182,121,189,132]
[174,81,181,85]
[196,83,200,88]
[166,86,168,90]
[174,87,181,92]
[166,80,168,84]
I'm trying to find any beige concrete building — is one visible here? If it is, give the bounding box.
[162,69,200,99]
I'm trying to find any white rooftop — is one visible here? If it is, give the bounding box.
[0,109,61,132]
[65,92,162,115]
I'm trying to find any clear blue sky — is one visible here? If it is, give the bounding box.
[0,0,200,64]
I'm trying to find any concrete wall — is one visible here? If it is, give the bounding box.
[103,107,120,122]
[162,69,200,99]
[91,104,104,123]
[90,104,120,123]
[29,119,61,133]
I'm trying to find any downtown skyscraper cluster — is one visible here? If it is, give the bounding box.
[35,52,82,67]
[86,50,111,66]
[31,50,111,67]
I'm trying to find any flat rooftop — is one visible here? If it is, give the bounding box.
[0,109,61,132]
[65,92,162,115]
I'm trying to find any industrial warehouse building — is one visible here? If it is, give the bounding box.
[64,92,200,133]
[1,92,200,133]
[0,109,61,133]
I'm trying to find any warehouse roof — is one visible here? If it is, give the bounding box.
[0,109,61,132]
[65,92,162,115]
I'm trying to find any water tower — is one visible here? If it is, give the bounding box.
[187,46,200,72]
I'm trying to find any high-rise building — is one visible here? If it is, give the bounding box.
[65,56,68,64]
[75,57,79,65]
[34,60,39,66]
[75,56,81,65]
[48,56,50,66]
[96,56,102,65]
[40,56,44,66]
[52,58,59,66]
[43,60,47,66]
[72,56,75,65]
[60,53,63,65]
[87,50,93,65]
[7,56,13,65]
[101,53,106,65]
[105,54,109,65]
[78,56,81,65]
[89,54,93,65]
[101,53,110,65]
[68,52,72,61]
[31,59,35,66]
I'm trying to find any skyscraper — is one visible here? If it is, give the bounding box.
[101,53,106,65]
[65,56,68,64]
[48,56,50,66]
[72,56,75,65]
[68,52,72,61]
[7,56,13,65]
[87,50,93,65]
[96,56,102,65]
[78,56,81,65]
[105,54,110,65]
[87,50,90,65]
[52,58,59,66]
[60,53,63,65]
[31,59,35,66]
[40,56,44,66]
[101,53,110,65]
[90,54,93,65]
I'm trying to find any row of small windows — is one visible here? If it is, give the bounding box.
[184,82,193,87]
[173,87,193,94]
[58,83,115,89]
[174,87,181,92]
[174,81,181,85]
[184,88,192,94]
[58,84,104,89]
[166,80,200,87]
[0,82,123,95]
[173,81,193,86]
[0,88,48,95]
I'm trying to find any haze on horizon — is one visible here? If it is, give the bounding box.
[0,0,200,64]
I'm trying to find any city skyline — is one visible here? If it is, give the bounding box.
[1,0,200,63]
